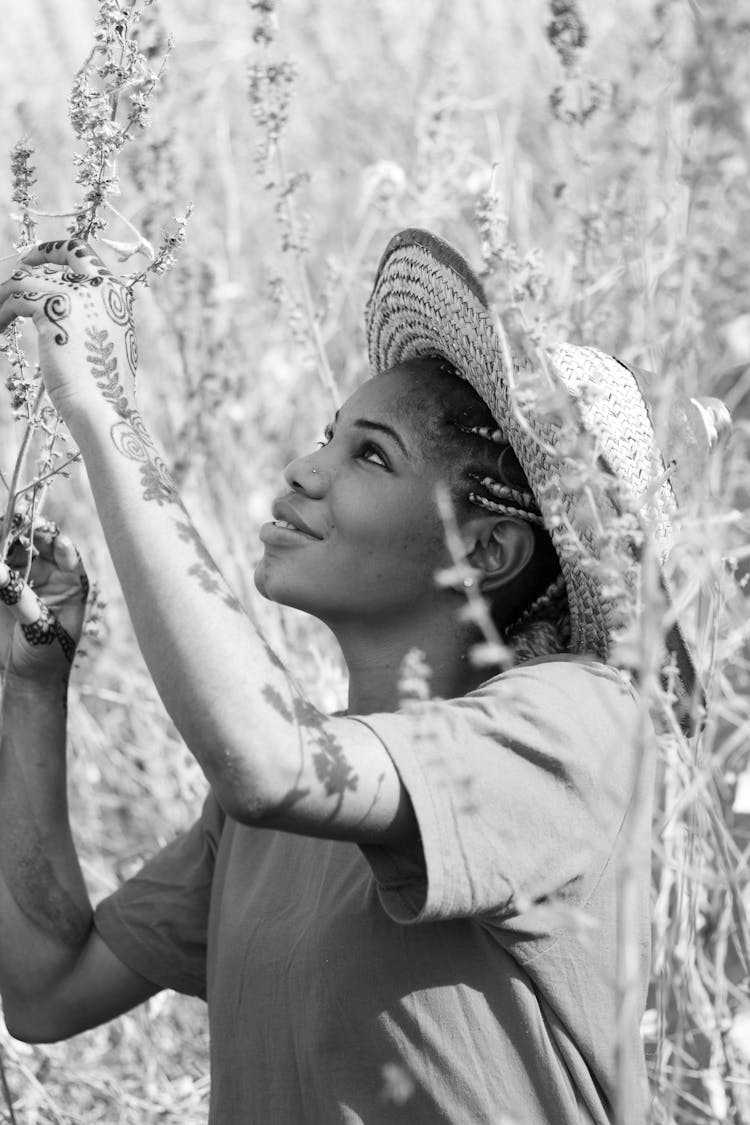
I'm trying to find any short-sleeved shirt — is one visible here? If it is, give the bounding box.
[94,656,653,1124]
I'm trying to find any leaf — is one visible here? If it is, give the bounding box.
[98,236,155,262]
[689,396,733,449]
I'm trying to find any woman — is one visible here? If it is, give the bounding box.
[0,230,682,1122]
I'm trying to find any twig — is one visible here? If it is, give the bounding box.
[14,454,82,498]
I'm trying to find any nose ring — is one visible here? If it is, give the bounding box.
[311,468,318,474]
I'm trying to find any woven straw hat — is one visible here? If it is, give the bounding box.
[366,228,696,696]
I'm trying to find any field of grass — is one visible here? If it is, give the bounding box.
[0,0,748,1120]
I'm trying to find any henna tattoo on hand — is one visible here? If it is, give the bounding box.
[21,603,76,664]
[42,293,71,345]
[32,239,134,339]
[61,266,103,288]
[0,571,25,607]
[9,290,71,346]
[37,239,109,279]
[102,281,133,326]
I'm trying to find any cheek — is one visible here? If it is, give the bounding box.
[372,512,448,581]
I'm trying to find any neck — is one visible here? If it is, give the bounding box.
[329,606,488,715]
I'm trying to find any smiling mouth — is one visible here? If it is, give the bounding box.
[272,519,318,538]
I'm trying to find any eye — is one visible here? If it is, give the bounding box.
[357,442,389,469]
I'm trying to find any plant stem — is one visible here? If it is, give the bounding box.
[0,1045,17,1125]
[1,383,45,562]
[274,147,339,409]
[613,539,660,1124]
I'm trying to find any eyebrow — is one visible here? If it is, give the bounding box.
[333,411,410,459]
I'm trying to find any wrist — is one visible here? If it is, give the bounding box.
[62,393,122,440]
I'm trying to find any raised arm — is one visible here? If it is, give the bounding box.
[0,527,158,1042]
[0,240,416,848]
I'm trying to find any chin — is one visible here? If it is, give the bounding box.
[253,558,315,613]
[252,559,276,601]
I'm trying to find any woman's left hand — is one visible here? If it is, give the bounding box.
[0,238,138,423]
[0,521,89,683]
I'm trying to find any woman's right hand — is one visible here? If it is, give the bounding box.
[0,522,89,683]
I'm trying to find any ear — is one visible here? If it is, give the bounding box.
[464,516,536,593]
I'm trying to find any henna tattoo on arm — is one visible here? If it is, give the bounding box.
[85,326,178,506]
[124,325,138,380]
[83,329,245,607]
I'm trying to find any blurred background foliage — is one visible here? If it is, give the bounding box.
[0,0,749,1120]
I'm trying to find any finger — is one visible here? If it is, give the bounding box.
[52,533,81,574]
[22,238,110,281]
[6,521,83,574]
[1,517,53,566]
[0,263,64,302]
[19,521,60,566]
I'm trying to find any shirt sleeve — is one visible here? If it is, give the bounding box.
[93,791,224,999]
[354,658,641,927]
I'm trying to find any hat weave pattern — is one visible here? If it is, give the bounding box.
[366,230,677,663]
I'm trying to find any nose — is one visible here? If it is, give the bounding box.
[283,451,326,496]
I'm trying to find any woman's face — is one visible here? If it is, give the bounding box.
[254,367,463,628]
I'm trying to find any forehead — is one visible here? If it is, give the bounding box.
[340,361,469,431]
[339,368,420,418]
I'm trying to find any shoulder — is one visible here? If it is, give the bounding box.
[487,652,636,692]
[449,656,645,791]
[455,655,639,733]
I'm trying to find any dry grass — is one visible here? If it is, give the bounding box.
[0,0,748,1120]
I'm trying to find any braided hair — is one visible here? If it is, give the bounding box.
[395,357,571,663]
[451,420,571,662]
